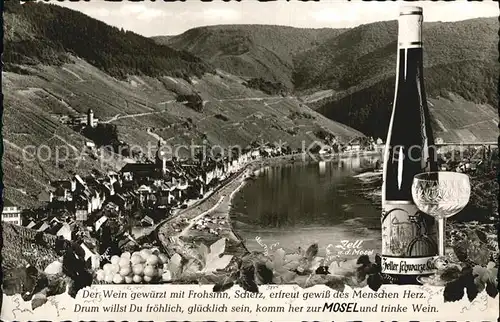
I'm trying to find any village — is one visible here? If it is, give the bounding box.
[3,136,266,266]
[0,108,306,263]
[4,109,494,267]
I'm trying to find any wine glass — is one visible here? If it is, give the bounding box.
[411,171,471,262]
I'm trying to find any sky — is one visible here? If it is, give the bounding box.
[52,0,499,37]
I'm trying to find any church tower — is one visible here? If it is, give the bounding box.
[155,139,167,176]
[87,109,95,128]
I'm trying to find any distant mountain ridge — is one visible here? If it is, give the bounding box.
[299,18,498,139]
[294,18,497,92]
[157,18,498,140]
[153,25,346,89]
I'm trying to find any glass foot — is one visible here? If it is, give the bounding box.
[417,274,447,286]
[416,256,450,286]
[432,256,449,270]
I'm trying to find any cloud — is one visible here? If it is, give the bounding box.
[119,4,167,21]
[308,1,497,28]
[87,8,111,18]
[307,2,395,27]
[311,8,359,24]
[119,4,147,15]
[72,6,111,19]
[175,8,242,25]
[201,9,242,21]
[137,9,166,21]
[53,0,498,37]
[423,2,498,22]
[80,4,168,23]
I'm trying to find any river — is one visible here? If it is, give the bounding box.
[230,156,382,257]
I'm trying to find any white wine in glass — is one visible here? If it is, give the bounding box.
[411,171,471,259]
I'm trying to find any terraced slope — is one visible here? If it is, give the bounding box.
[3,59,362,208]
[159,19,498,141]
[3,1,362,208]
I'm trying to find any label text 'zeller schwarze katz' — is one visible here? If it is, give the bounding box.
[382,259,434,274]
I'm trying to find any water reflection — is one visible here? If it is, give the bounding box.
[231,157,381,255]
[319,161,326,175]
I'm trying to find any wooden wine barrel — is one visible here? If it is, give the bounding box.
[406,235,437,256]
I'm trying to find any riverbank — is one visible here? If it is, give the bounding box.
[156,151,382,259]
[352,170,382,210]
[155,154,303,258]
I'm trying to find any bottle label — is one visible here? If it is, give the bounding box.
[398,11,422,49]
[381,201,438,275]
[381,256,436,275]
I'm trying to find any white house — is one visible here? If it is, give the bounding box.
[345,144,361,152]
[141,215,155,226]
[319,147,331,155]
[231,159,239,172]
[80,242,100,270]
[56,223,72,240]
[204,170,215,185]
[26,221,36,229]
[90,190,105,212]
[95,215,108,232]
[75,209,88,221]
[137,184,153,194]
[264,147,273,155]
[176,179,189,191]
[2,200,21,225]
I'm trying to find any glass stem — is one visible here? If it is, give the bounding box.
[438,217,446,257]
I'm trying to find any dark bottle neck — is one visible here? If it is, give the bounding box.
[383,46,436,200]
[397,47,424,83]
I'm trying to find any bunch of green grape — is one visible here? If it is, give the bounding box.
[95,249,172,284]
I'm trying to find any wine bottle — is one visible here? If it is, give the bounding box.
[381,6,438,284]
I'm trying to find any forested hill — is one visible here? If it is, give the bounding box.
[153,25,346,89]
[294,18,497,93]
[299,18,498,139]
[4,0,214,79]
[157,17,498,140]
